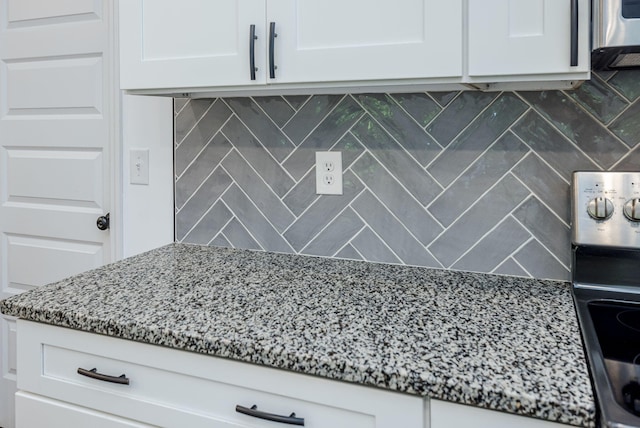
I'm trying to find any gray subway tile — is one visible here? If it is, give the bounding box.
[284,171,364,251]
[609,99,640,148]
[390,93,441,127]
[175,99,214,145]
[351,191,440,267]
[593,70,617,82]
[512,153,570,223]
[608,70,640,101]
[493,258,530,277]
[225,98,295,162]
[514,240,569,281]
[335,244,363,261]
[173,98,189,115]
[427,92,498,146]
[452,217,531,273]
[222,116,294,197]
[351,228,401,265]
[567,75,628,124]
[429,91,458,107]
[351,118,441,205]
[352,152,442,245]
[283,95,344,143]
[334,133,366,167]
[429,174,530,267]
[221,150,294,233]
[210,233,231,248]
[175,100,232,176]
[222,218,262,251]
[222,185,294,254]
[182,201,233,245]
[520,91,628,168]
[252,96,296,127]
[356,93,441,166]
[282,171,319,216]
[175,167,233,240]
[428,132,528,227]
[175,133,232,209]
[427,93,528,187]
[283,97,365,180]
[513,197,571,266]
[284,95,311,110]
[301,208,364,256]
[512,111,599,181]
[613,146,640,170]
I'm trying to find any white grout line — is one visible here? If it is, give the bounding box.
[278,94,351,165]
[175,113,235,182]
[331,224,367,258]
[175,99,219,149]
[178,183,234,242]
[175,140,235,213]
[220,176,296,254]
[216,134,297,220]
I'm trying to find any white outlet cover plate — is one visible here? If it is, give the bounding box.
[315,151,343,195]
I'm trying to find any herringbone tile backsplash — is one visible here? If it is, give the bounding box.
[174,71,640,281]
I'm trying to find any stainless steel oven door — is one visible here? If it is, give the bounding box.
[595,0,640,48]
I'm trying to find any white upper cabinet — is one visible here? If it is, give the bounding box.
[119,0,462,91]
[119,0,266,89]
[119,0,590,93]
[267,0,462,84]
[467,0,590,78]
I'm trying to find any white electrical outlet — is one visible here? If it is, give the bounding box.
[315,151,342,195]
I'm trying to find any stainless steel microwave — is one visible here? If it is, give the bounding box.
[592,0,640,69]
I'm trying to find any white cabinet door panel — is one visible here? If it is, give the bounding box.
[119,0,267,89]
[468,0,589,76]
[268,0,462,83]
[431,399,571,427]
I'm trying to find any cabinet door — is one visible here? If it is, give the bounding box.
[16,392,151,428]
[430,399,571,427]
[119,0,266,90]
[468,0,589,76]
[267,0,462,83]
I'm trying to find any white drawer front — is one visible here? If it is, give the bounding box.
[18,320,425,428]
[16,391,152,428]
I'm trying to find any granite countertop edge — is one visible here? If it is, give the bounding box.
[0,243,596,427]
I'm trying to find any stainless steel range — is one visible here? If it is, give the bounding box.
[572,171,640,428]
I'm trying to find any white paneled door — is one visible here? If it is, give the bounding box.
[0,1,118,427]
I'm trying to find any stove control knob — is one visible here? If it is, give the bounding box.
[624,198,640,222]
[587,197,614,220]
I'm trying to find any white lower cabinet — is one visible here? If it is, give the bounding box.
[430,399,572,428]
[16,392,151,428]
[16,320,425,428]
[15,320,577,428]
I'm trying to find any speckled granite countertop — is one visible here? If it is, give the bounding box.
[0,243,595,427]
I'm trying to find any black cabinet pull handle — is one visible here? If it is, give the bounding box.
[570,0,578,66]
[269,22,277,79]
[77,367,130,385]
[236,404,304,426]
[249,24,258,80]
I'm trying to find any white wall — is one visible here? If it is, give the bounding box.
[121,94,174,257]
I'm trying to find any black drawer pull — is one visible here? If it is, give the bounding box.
[236,404,304,426]
[77,367,130,385]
